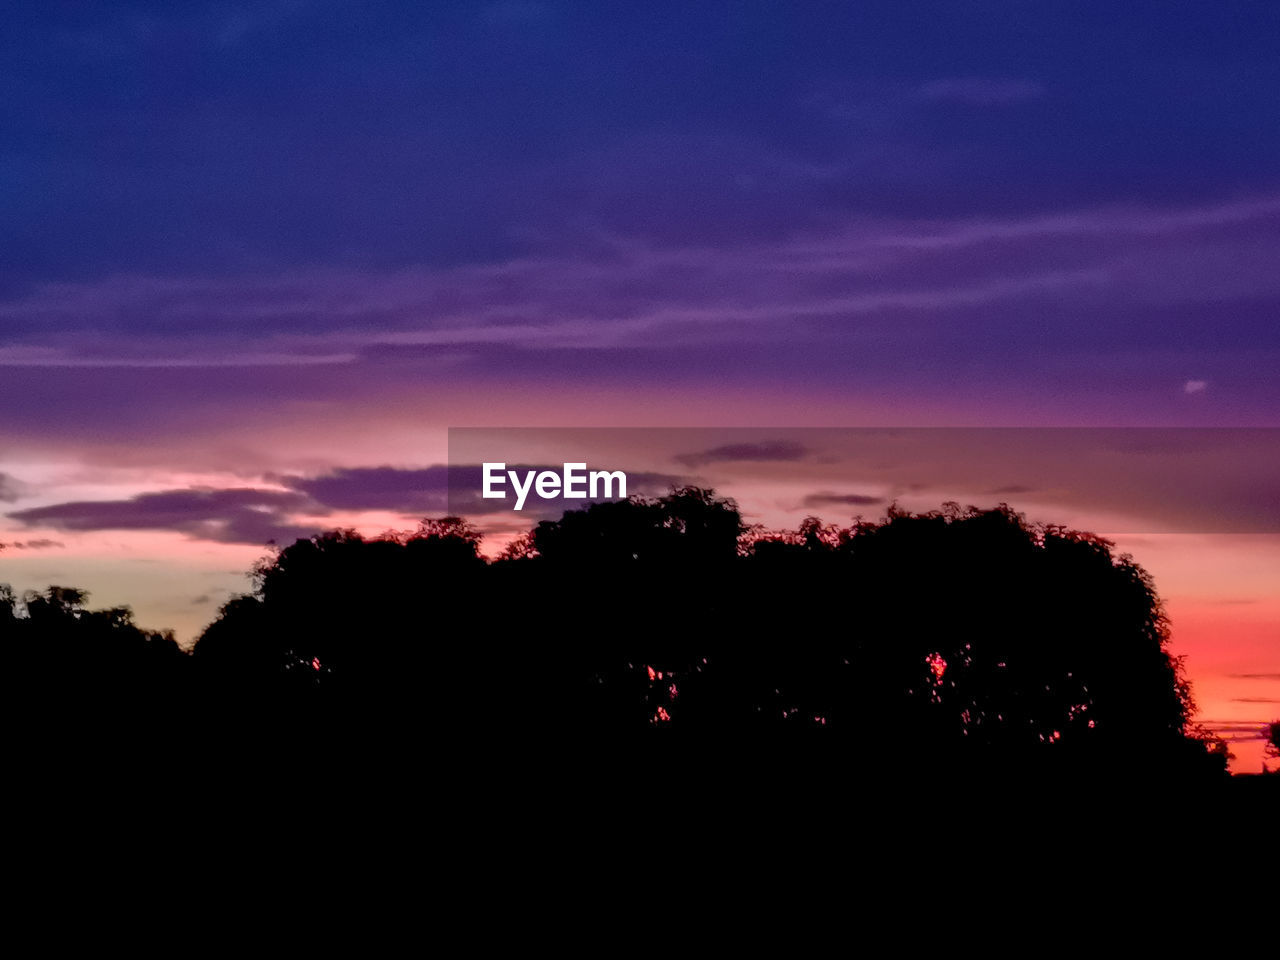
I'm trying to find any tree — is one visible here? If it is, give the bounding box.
[13,489,1229,778]
[191,520,490,732]
[489,496,1223,773]
[0,584,187,744]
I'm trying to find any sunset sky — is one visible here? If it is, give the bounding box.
[1,3,1277,769]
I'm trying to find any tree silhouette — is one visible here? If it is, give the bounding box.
[191,519,495,741]
[2,490,1234,777]
[488,493,1224,774]
[1,584,188,746]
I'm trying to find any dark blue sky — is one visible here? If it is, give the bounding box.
[1,1,1278,445]
[5,1,1279,284]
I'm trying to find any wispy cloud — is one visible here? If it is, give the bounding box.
[675,441,810,468]
[801,492,885,509]
[0,538,64,551]
[0,194,1277,375]
[1199,721,1274,740]
[7,464,690,545]
[0,473,21,503]
[8,488,320,546]
[0,346,358,368]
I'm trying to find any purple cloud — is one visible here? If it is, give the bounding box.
[8,488,320,546]
[2,195,1275,370]
[1,194,1279,469]
[801,492,885,509]
[0,473,21,503]
[3,465,694,546]
[277,466,458,514]
[676,441,810,468]
[0,538,64,550]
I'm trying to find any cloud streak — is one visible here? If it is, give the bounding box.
[2,194,1276,370]
[802,492,885,509]
[0,538,64,551]
[8,488,320,546]
[6,464,691,545]
[0,473,21,503]
[675,441,810,468]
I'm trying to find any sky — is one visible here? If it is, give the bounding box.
[1,2,1277,769]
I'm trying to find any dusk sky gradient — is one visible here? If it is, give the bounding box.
[1,2,1277,768]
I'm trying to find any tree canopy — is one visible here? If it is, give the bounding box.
[2,489,1231,776]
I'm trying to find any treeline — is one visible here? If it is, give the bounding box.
[0,489,1239,775]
